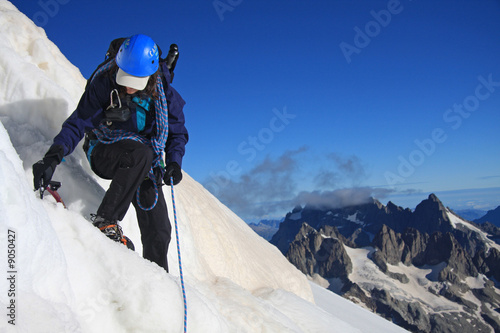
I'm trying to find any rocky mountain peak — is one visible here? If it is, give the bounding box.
[412,193,452,234]
[286,223,352,281]
[293,222,317,241]
[372,225,405,265]
[372,197,384,209]
[386,201,399,212]
[270,193,500,332]
[286,221,500,332]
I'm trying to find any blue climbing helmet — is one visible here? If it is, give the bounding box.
[115,34,159,90]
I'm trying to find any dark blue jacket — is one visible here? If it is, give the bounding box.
[52,63,188,167]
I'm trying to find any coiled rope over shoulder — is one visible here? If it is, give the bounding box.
[90,58,169,211]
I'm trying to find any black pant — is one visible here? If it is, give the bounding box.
[91,140,172,272]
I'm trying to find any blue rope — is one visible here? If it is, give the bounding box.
[170,177,187,332]
[90,58,169,211]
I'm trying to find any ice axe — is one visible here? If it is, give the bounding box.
[39,180,67,208]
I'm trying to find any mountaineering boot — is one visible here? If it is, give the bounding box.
[91,215,135,251]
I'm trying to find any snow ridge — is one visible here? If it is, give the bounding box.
[0,1,407,332]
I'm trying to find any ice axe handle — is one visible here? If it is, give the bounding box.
[164,44,179,83]
[46,181,66,208]
[38,180,60,199]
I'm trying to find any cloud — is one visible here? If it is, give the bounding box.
[313,153,369,190]
[203,147,387,220]
[293,187,393,210]
[313,170,340,190]
[328,153,367,182]
[478,175,500,180]
[205,147,307,220]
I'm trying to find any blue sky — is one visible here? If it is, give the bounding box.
[10,0,500,221]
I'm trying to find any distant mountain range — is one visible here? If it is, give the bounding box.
[474,206,500,226]
[250,202,499,243]
[248,219,282,240]
[258,194,500,333]
[454,208,488,221]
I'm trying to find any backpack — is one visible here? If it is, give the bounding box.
[86,37,179,89]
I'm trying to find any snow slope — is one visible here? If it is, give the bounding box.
[447,208,500,252]
[0,1,407,332]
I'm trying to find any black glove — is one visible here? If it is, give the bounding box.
[163,162,182,186]
[33,145,64,190]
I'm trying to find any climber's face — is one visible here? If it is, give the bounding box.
[125,87,138,95]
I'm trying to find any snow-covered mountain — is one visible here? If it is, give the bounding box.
[273,195,500,332]
[0,1,407,332]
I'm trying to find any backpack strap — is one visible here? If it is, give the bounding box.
[105,37,128,60]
